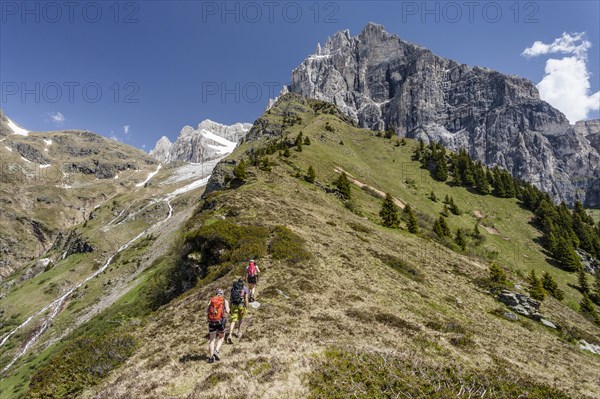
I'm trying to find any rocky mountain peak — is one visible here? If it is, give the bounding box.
[150,120,251,164]
[288,23,599,206]
[149,136,172,163]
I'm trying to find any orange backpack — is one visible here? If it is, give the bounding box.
[207,296,224,323]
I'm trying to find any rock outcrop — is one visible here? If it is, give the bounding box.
[287,23,600,206]
[150,120,251,164]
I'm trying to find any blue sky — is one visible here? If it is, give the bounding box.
[1,0,599,151]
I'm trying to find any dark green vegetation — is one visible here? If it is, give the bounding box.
[308,348,570,399]
[26,333,136,399]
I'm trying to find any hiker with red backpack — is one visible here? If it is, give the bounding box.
[227,278,249,344]
[206,288,230,363]
[246,259,261,302]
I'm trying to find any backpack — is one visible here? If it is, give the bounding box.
[230,281,244,305]
[207,296,224,323]
[247,262,257,277]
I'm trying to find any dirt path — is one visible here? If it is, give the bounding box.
[334,166,405,208]
[473,210,501,236]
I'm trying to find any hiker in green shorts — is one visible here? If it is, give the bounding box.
[206,288,229,363]
[227,278,249,344]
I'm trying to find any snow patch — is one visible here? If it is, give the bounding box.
[39,164,51,169]
[21,157,32,163]
[200,129,237,154]
[4,146,12,152]
[43,139,53,146]
[6,117,29,136]
[135,164,161,187]
[165,175,210,200]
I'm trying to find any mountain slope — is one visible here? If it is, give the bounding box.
[150,120,251,164]
[0,153,213,397]
[286,23,600,207]
[0,114,160,280]
[66,94,600,398]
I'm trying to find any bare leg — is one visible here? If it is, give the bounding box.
[249,283,256,298]
[208,332,216,357]
[215,332,225,353]
[228,321,236,340]
[237,318,243,338]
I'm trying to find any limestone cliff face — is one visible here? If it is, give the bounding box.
[287,23,600,206]
[150,120,252,164]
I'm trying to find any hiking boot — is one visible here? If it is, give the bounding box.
[207,356,215,364]
[213,350,220,361]
[226,337,233,344]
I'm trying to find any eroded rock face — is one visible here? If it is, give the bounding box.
[150,120,252,164]
[288,23,600,206]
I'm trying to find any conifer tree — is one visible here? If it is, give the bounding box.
[441,204,450,217]
[433,216,451,238]
[433,156,448,181]
[579,268,590,294]
[448,197,462,215]
[303,136,311,145]
[455,228,467,251]
[580,292,596,313]
[404,204,419,234]
[233,159,247,180]
[305,165,316,183]
[428,190,438,202]
[528,270,546,301]
[296,139,303,152]
[335,172,351,200]
[553,237,581,272]
[472,223,483,244]
[492,167,506,197]
[380,193,400,228]
[283,147,291,157]
[542,271,564,300]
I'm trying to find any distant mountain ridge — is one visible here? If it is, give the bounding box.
[285,22,600,207]
[150,119,251,164]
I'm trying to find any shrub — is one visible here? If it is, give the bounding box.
[26,332,137,399]
[233,160,247,180]
[308,348,570,399]
[375,253,425,283]
[489,262,509,287]
[269,226,311,265]
[305,165,316,183]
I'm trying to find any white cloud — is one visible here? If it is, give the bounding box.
[522,32,600,123]
[123,125,130,135]
[47,112,65,127]
[522,32,591,58]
